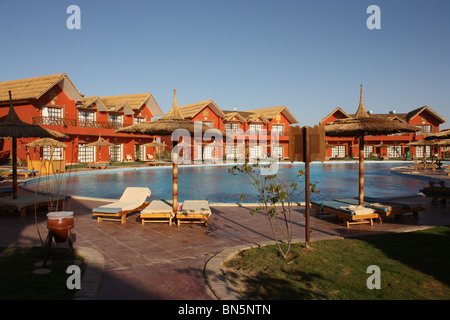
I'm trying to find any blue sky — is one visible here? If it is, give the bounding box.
[1,0,449,128]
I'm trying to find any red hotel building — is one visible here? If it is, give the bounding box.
[0,73,299,165]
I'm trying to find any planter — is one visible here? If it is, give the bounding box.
[47,211,74,243]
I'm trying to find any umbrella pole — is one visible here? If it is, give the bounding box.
[12,137,17,199]
[173,148,178,214]
[359,136,365,206]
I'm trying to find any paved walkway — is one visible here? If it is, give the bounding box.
[1,184,449,299]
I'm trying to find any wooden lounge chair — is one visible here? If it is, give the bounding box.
[2,169,39,178]
[140,200,175,225]
[412,160,439,171]
[0,194,66,216]
[176,200,211,225]
[420,181,450,204]
[444,166,450,176]
[87,163,109,169]
[92,187,150,223]
[336,198,424,219]
[310,200,380,228]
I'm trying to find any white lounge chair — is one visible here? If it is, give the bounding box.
[140,200,175,225]
[92,187,150,223]
[176,200,211,225]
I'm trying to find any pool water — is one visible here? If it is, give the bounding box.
[26,162,430,203]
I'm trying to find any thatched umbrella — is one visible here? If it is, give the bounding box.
[0,91,64,198]
[425,128,450,140]
[324,85,420,206]
[26,138,67,149]
[143,140,166,160]
[86,135,116,162]
[26,138,68,174]
[117,89,223,213]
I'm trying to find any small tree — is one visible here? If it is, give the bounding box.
[228,162,317,259]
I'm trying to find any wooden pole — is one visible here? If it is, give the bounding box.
[12,137,17,199]
[359,135,365,206]
[172,144,178,214]
[304,126,311,247]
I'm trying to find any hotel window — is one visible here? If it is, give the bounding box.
[79,110,95,127]
[43,146,63,160]
[110,145,122,162]
[203,121,214,127]
[416,146,431,158]
[364,145,374,158]
[417,125,432,135]
[225,145,237,159]
[387,146,402,158]
[225,123,239,131]
[249,145,263,159]
[203,146,213,160]
[249,124,263,134]
[272,125,284,135]
[272,146,284,158]
[134,144,144,161]
[331,145,345,158]
[108,114,122,128]
[134,117,145,124]
[78,143,95,163]
[42,107,62,125]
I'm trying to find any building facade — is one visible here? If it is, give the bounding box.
[164,100,298,162]
[0,73,299,165]
[320,106,447,159]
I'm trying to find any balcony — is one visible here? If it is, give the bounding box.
[33,116,125,130]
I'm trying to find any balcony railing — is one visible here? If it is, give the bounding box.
[33,116,125,130]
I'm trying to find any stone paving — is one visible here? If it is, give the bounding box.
[1,185,449,299]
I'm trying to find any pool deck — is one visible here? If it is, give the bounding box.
[0,165,449,300]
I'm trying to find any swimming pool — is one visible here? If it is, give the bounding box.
[25,161,431,203]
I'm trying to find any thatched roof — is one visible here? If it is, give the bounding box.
[85,136,116,147]
[178,99,226,119]
[222,106,298,124]
[324,85,420,137]
[81,93,164,117]
[405,140,440,146]
[425,128,450,140]
[0,73,83,103]
[26,138,67,148]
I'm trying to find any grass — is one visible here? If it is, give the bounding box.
[223,226,450,300]
[0,247,85,300]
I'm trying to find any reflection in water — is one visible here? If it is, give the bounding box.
[26,162,428,203]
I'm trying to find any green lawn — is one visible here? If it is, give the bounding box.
[223,226,450,300]
[0,247,85,300]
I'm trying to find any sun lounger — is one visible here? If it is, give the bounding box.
[140,200,175,225]
[0,194,66,216]
[176,200,211,225]
[420,181,450,204]
[336,198,424,218]
[87,163,109,169]
[444,166,450,176]
[411,160,438,171]
[92,187,150,223]
[310,200,380,228]
[2,169,39,178]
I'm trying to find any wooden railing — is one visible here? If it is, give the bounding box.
[33,117,124,130]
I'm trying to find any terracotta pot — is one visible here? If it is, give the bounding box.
[47,211,74,243]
